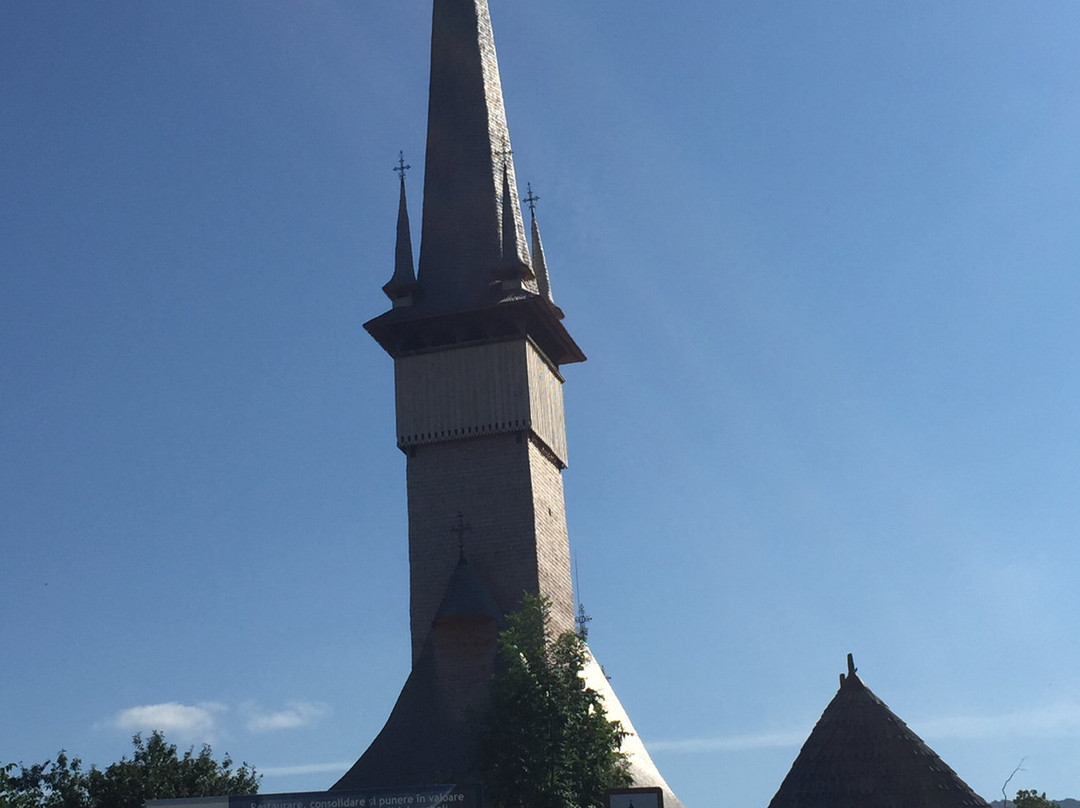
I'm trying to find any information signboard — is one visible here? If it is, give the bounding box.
[604,786,663,808]
[227,785,481,808]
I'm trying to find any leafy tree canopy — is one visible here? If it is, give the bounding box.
[1,731,258,808]
[1015,791,1060,808]
[479,593,630,808]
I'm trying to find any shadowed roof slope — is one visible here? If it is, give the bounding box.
[768,655,990,808]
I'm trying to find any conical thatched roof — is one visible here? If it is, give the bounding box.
[768,655,990,808]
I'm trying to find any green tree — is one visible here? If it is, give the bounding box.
[1015,791,1060,808]
[1,732,258,808]
[1,763,39,808]
[479,594,630,808]
[2,752,90,808]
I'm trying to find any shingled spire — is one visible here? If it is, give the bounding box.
[416,0,533,307]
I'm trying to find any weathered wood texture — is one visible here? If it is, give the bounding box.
[394,338,568,465]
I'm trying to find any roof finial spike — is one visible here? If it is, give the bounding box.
[524,182,540,216]
[574,554,592,639]
[847,653,857,678]
[394,150,411,181]
[382,151,417,306]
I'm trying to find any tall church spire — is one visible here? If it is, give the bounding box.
[417,0,533,308]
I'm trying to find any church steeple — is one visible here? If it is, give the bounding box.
[338,3,683,799]
[365,0,584,366]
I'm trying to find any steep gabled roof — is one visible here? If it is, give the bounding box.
[433,552,502,625]
[768,655,990,808]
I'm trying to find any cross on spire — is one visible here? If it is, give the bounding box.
[576,602,592,640]
[450,511,471,559]
[394,151,411,181]
[574,554,591,639]
[523,183,540,216]
[495,137,513,168]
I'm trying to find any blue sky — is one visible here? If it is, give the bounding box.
[3,2,1080,807]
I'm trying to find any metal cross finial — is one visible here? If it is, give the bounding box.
[576,602,592,640]
[573,555,591,639]
[495,136,513,168]
[450,511,471,558]
[394,151,411,181]
[523,183,540,216]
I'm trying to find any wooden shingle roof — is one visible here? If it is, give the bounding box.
[768,655,990,808]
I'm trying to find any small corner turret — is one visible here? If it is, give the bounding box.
[495,163,534,288]
[382,152,417,308]
[525,183,560,313]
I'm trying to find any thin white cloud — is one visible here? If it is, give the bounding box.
[649,729,806,753]
[112,702,226,743]
[258,762,354,778]
[243,701,329,733]
[649,701,1080,756]
[917,702,1080,741]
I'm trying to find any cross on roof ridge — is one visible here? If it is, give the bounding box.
[450,511,471,559]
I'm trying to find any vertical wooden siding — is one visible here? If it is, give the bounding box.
[395,338,567,465]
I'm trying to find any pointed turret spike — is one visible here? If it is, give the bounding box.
[529,191,556,305]
[382,152,417,306]
[497,162,532,283]
[847,652,857,678]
